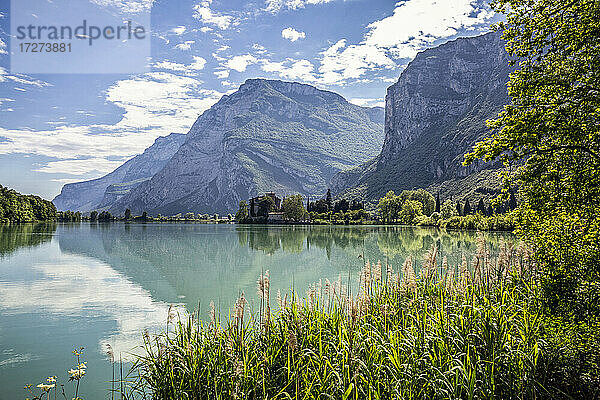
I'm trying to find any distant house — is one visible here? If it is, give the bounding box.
[249,192,282,217]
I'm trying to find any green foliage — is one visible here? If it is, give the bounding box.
[377,189,435,223]
[441,199,459,219]
[400,189,436,216]
[235,200,249,223]
[57,211,82,222]
[257,196,275,218]
[399,199,423,225]
[465,0,600,318]
[463,199,472,215]
[377,191,403,223]
[0,185,56,223]
[309,209,371,225]
[281,195,308,222]
[97,211,113,221]
[439,213,515,231]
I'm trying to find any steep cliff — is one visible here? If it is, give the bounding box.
[53,133,186,212]
[331,32,512,202]
[110,79,385,215]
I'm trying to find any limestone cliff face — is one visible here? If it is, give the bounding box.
[110,79,384,215]
[52,133,186,212]
[331,32,513,201]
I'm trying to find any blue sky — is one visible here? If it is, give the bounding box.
[0,0,499,200]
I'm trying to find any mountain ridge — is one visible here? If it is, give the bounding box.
[331,32,513,203]
[53,132,186,212]
[109,78,385,215]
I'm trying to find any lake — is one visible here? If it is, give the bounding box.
[0,223,514,399]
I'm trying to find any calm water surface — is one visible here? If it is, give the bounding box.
[0,223,514,399]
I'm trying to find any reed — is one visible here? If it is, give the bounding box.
[126,236,553,399]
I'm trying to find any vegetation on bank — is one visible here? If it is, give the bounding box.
[120,237,595,399]
[464,0,600,370]
[234,187,515,230]
[0,185,56,223]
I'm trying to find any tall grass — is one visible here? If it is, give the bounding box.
[125,236,552,399]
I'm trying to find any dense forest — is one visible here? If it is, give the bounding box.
[0,185,56,223]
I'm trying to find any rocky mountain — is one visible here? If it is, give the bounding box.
[331,32,513,203]
[53,133,186,212]
[108,79,384,215]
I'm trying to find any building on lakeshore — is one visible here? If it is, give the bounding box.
[249,192,282,217]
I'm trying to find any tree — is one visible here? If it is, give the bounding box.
[334,199,349,213]
[456,201,462,217]
[325,189,332,212]
[282,194,308,222]
[435,193,441,213]
[124,208,132,220]
[98,211,112,221]
[441,200,459,219]
[463,199,472,215]
[464,0,600,316]
[141,211,148,221]
[90,211,98,221]
[399,189,436,216]
[312,199,329,214]
[476,199,487,215]
[508,192,517,211]
[377,191,402,223]
[257,196,275,218]
[350,200,364,211]
[399,200,423,225]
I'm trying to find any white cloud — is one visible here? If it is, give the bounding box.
[317,0,494,84]
[89,0,154,14]
[171,26,187,35]
[214,69,230,79]
[34,158,126,175]
[174,40,195,51]
[364,0,493,56]
[105,72,223,132]
[0,67,51,87]
[349,98,385,108]
[212,45,230,61]
[190,56,208,70]
[153,61,189,72]
[0,38,6,54]
[153,56,207,73]
[0,98,14,107]
[319,39,395,84]
[252,43,267,54]
[266,0,334,13]
[224,54,258,72]
[262,59,316,82]
[193,0,239,30]
[0,72,225,175]
[281,27,306,42]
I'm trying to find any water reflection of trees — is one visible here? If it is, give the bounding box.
[237,226,373,257]
[0,223,56,256]
[376,226,518,268]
